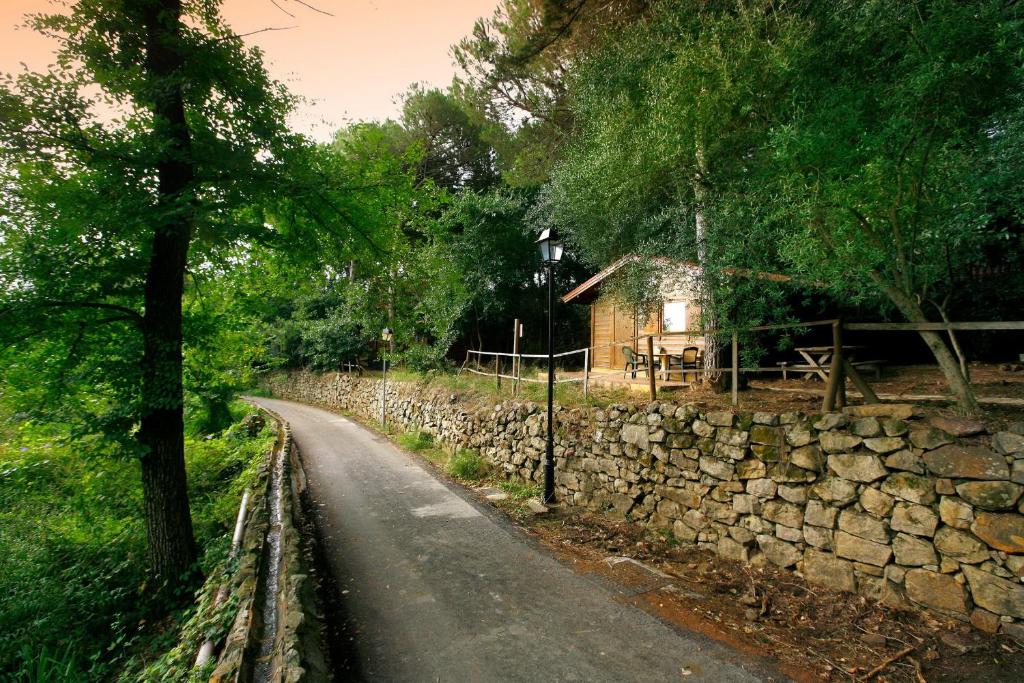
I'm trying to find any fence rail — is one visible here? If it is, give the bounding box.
[458,318,1024,410]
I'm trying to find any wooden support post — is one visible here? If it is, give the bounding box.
[647,335,657,401]
[842,359,880,404]
[823,320,844,412]
[458,350,470,377]
[511,318,521,384]
[495,355,501,390]
[583,348,590,400]
[731,331,739,407]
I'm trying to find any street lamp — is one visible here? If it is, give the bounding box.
[381,327,393,427]
[536,228,563,504]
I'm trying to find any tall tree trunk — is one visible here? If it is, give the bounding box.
[136,0,198,582]
[871,273,980,416]
[693,140,720,379]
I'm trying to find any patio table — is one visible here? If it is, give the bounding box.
[793,345,864,381]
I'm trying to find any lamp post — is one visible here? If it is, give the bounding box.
[381,327,393,427]
[536,228,564,504]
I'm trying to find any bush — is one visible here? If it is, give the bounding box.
[446,449,489,481]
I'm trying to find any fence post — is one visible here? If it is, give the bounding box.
[458,350,469,377]
[495,354,501,390]
[647,335,657,401]
[583,348,590,400]
[823,319,844,412]
[731,331,739,407]
[512,319,521,397]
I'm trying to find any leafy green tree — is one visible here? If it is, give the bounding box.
[0,0,304,582]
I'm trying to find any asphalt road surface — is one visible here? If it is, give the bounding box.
[252,397,788,683]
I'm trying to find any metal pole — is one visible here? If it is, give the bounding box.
[544,265,555,504]
[381,354,387,426]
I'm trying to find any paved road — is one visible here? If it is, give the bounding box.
[253,398,787,683]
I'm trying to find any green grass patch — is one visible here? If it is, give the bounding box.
[396,429,434,452]
[0,400,276,681]
[497,480,542,500]
[446,449,490,481]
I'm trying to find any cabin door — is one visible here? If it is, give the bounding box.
[612,304,637,371]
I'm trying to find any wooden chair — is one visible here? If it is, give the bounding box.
[622,346,649,379]
[681,346,700,382]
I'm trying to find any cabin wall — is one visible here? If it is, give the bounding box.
[589,294,705,372]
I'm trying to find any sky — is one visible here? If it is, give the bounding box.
[0,0,499,141]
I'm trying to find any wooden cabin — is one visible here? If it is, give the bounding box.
[561,257,707,373]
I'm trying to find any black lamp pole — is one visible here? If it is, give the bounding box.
[536,227,562,505]
[544,262,555,504]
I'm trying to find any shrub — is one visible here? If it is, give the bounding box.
[446,449,489,481]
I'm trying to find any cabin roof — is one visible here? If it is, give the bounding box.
[561,255,796,304]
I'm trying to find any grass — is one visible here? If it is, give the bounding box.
[377,365,635,409]
[498,480,541,500]
[446,449,490,481]
[0,401,276,682]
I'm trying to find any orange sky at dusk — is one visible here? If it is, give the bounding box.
[0,0,499,141]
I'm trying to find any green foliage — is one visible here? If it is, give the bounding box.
[497,480,541,501]
[396,430,435,453]
[0,404,274,681]
[446,449,491,481]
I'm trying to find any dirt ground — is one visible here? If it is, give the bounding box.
[649,363,1024,431]
[483,504,1024,683]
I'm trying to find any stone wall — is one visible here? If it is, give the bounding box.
[212,412,327,683]
[268,371,1024,636]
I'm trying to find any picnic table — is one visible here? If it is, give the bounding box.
[789,345,865,381]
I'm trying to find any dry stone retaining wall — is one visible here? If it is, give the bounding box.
[268,371,1024,636]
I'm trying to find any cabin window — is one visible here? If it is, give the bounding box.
[663,301,687,332]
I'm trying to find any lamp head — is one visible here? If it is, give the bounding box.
[536,228,564,266]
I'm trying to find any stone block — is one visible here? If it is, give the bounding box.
[860,488,895,517]
[890,502,939,538]
[971,513,1024,553]
[803,524,833,549]
[864,437,904,454]
[882,418,909,437]
[757,534,801,567]
[893,533,938,566]
[732,494,761,515]
[803,549,856,593]
[778,484,808,504]
[820,432,863,453]
[993,431,1024,456]
[698,456,735,481]
[811,477,859,506]
[955,481,1024,511]
[753,412,780,426]
[881,472,937,505]
[970,608,1001,634]
[672,520,699,543]
[692,420,715,438]
[839,509,890,543]
[718,536,749,561]
[835,530,892,566]
[850,416,881,437]
[713,442,746,461]
[929,416,985,437]
[746,478,778,499]
[904,569,968,616]
[934,526,989,564]
[923,445,1009,481]
[883,450,925,474]
[962,565,1024,618]
[939,496,974,530]
[804,500,838,528]
[763,499,804,528]
[768,463,817,484]
[844,404,915,419]
[750,444,781,462]
[813,413,849,431]
[621,423,650,449]
[776,523,804,543]
[706,411,735,427]
[828,453,887,482]
[791,444,824,472]
[736,459,767,479]
[729,526,755,545]
[909,428,953,451]
[785,424,814,447]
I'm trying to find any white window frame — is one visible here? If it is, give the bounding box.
[663,300,688,333]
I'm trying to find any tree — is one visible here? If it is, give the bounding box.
[0,0,303,582]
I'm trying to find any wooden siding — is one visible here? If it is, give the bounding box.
[590,296,704,371]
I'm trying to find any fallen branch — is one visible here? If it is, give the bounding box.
[858,646,914,681]
[908,656,927,683]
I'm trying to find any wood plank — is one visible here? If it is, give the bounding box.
[844,321,1024,331]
